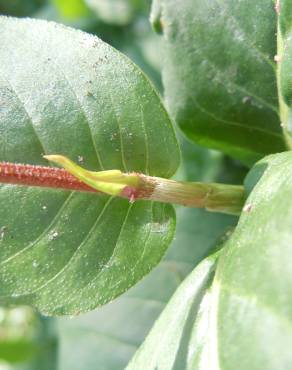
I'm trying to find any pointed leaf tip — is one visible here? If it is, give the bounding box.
[44,154,140,197]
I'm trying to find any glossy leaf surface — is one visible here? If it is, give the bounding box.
[151,0,286,164]
[0,16,179,315]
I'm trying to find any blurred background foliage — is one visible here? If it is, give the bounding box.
[0,307,57,370]
[0,1,247,368]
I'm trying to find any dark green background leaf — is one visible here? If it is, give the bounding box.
[127,151,292,370]
[0,16,179,315]
[0,0,45,17]
[151,0,286,164]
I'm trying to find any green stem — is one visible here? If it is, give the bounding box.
[138,175,245,215]
[276,2,292,149]
[0,158,246,216]
[44,155,246,215]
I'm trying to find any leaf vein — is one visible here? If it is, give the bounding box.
[0,192,73,266]
[109,93,128,172]
[201,57,278,113]
[0,72,47,156]
[140,104,150,175]
[25,197,114,295]
[50,201,133,310]
[48,62,105,170]
[190,95,283,140]
[214,0,276,71]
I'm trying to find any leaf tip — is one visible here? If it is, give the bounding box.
[43,154,68,166]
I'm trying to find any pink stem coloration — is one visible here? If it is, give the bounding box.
[0,161,245,215]
[0,162,98,193]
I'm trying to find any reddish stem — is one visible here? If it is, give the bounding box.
[0,161,245,215]
[0,162,98,193]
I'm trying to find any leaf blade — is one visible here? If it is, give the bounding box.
[126,255,218,370]
[0,16,179,315]
[152,0,286,164]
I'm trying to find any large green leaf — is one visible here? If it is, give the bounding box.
[151,0,286,164]
[214,151,292,370]
[127,151,292,370]
[0,16,179,315]
[57,141,240,370]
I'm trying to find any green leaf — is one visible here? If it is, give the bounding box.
[151,0,286,164]
[127,151,292,370]
[126,255,218,370]
[0,16,179,315]
[213,151,292,370]
[57,142,239,370]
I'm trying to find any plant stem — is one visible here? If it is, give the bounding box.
[276,6,292,149]
[0,161,245,215]
[0,162,98,193]
[138,175,245,215]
